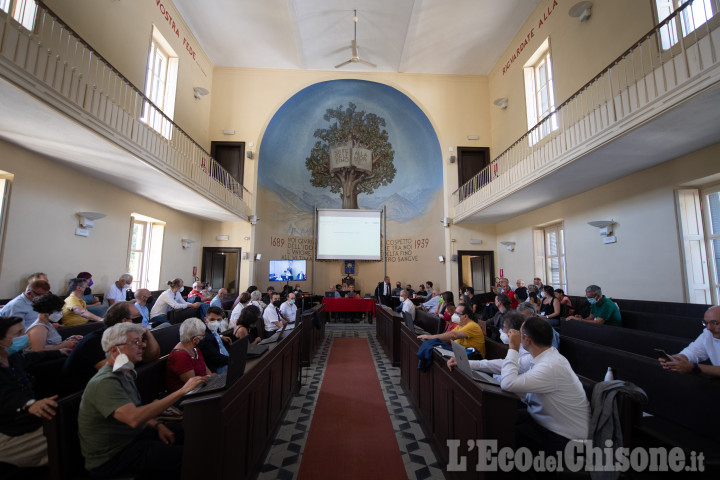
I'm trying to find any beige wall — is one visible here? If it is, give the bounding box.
[492,142,720,302]
[44,0,214,149]
[0,140,207,298]
[488,0,655,154]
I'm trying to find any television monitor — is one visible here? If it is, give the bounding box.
[316,209,382,260]
[268,260,307,282]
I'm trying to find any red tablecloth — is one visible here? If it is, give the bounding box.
[322,298,376,316]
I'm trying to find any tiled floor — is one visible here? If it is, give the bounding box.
[257,323,445,480]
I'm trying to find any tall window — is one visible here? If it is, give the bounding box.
[0,171,12,258]
[704,189,720,303]
[142,26,178,139]
[524,39,558,145]
[1,0,37,30]
[128,214,165,291]
[534,223,567,292]
[656,0,719,50]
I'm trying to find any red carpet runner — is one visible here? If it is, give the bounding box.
[297,338,407,479]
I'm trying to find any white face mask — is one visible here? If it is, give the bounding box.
[48,311,63,323]
[499,331,510,344]
[451,313,461,324]
[207,320,219,331]
[540,291,546,298]
[112,353,135,373]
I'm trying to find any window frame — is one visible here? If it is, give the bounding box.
[701,185,720,304]
[141,26,178,139]
[655,0,719,50]
[1,0,37,30]
[523,38,558,146]
[534,222,567,292]
[127,214,165,291]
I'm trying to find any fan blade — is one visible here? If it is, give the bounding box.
[335,59,352,68]
[358,59,377,68]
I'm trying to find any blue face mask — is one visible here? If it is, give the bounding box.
[289,299,295,305]
[587,296,598,305]
[6,335,28,354]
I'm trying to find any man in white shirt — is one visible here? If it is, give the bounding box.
[262,292,284,336]
[279,293,297,324]
[0,279,49,329]
[422,289,440,312]
[399,290,415,321]
[102,274,133,306]
[660,305,720,377]
[502,317,590,454]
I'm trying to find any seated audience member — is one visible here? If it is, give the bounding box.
[464,287,481,317]
[197,306,231,374]
[209,288,228,310]
[501,317,590,455]
[62,302,160,394]
[418,303,486,357]
[539,285,561,326]
[659,305,720,377]
[28,294,82,351]
[103,274,133,306]
[527,288,542,311]
[533,277,544,291]
[442,303,457,333]
[263,292,284,337]
[76,272,108,317]
[280,292,297,323]
[231,285,256,310]
[234,305,262,345]
[405,284,415,297]
[249,289,265,310]
[261,286,275,306]
[565,285,621,327]
[514,286,529,304]
[166,318,212,393]
[229,292,251,326]
[516,278,525,289]
[63,278,104,327]
[0,279,50,329]
[392,282,403,296]
[518,301,560,349]
[434,291,454,317]
[554,288,574,316]
[0,316,64,468]
[133,289,152,327]
[487,294,512,340]
[415,284,427,298]
[26,272,49,284]
[398,290,416,320]
[149,278,201,326]
[497,277,518,308]
[447,312,528,379]
[422,289,441,312]
[78,323,205,478]
[187,281,211,303]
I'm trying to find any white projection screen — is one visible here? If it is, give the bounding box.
[316,209,382,260]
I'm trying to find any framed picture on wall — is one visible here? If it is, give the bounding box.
[344,260,356,275]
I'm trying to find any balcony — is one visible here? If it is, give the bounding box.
[0,1,251,222]
[452,0,720,224]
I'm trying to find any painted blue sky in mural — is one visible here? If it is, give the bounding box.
[259,79,442,221]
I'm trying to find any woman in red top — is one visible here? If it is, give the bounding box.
[166,318,212,392]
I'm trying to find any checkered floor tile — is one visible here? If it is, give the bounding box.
[256,323,445,480]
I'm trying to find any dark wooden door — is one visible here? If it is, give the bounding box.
[201,247,241,295]
[457,147,489,186]
[211,141,245,186]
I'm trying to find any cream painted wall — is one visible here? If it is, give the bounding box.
[488,0,655,154]
[493,142,720,302]
[0,140,206,298]
[43,0,214,149]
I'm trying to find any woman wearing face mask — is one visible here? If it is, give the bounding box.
[539,285,561,326]
[166,318,213,393]
[0,316,64,467]
[442,303,459,333]
[27,294,83,352]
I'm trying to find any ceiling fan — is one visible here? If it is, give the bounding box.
[334,10,376,69]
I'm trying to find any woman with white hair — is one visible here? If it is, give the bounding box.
[165,318,212,393]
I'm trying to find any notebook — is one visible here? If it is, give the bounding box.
[246,343,269,358]
[184,336,249,397]
[450,340,500,386]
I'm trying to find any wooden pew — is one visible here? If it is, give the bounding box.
[167,306,202,325]
[375,305,402,366]
[58,321,104,340]
[414,308,443,335]
[151,323,182,357]
[300,304,325,367]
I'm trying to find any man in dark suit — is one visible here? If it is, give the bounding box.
[197,306,231,373]
[375,276,392,307]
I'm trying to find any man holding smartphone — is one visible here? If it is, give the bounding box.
[659,306,720,377]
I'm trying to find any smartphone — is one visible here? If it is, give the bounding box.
[654,348,673,361]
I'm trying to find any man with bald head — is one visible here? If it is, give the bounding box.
[103,274,133,306]
[660,306,720,377]
[209,288,228,309]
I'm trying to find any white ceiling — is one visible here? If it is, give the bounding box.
[173,0,539,75]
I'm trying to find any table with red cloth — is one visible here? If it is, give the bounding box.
[322,298,376,323]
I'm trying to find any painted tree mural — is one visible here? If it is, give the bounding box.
[305,103,396,209]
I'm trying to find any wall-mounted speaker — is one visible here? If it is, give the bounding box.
[449,155,456,163]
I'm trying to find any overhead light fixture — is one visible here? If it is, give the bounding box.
[493,97,508,110]
[193,87,209,99]
[588,220,614,236]
[569,1,593,23]
[181,238,195,249]
[500,241,516,252]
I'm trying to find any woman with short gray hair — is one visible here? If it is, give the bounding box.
[101,323,146,359]
[166,318,211,393]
